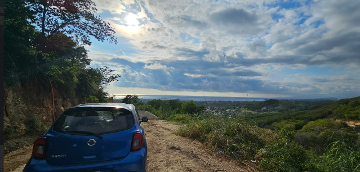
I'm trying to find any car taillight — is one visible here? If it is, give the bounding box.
[131,132,143,151]
[32,137,47,159]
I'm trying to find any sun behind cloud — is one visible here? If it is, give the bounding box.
[122,13,142,33]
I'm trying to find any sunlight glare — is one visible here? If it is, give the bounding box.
[123,13,141,33]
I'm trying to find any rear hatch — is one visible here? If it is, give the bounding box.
[46,107,136,165]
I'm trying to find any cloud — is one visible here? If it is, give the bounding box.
[87,0,360,98]
[115,49,125,55]
[165,15,209,30]
[144,62,173,70]
[209,8,261,36]
[175,48,210,59]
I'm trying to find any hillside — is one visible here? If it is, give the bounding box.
[244,96,360,129]
[138,97,360,172]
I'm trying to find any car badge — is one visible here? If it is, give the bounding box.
[87,139,96,146]
[51,154,66,158]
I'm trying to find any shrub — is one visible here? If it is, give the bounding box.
[272,120,305,131]
[25,115,48,134]
[137,104,154,112]
[259,139,307,172]
[169,114,192,124]
[88,95,99,103]
[306,141,360,172]
[176,116,276,161]
[4,125,19,139]
[300,119,348,134]
[295,130,358,155]
[176,118,220,143]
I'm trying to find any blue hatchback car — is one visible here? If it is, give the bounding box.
[23,103,148,172]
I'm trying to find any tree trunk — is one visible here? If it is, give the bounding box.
[41,1,47,36]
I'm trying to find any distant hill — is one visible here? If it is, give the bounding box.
[245,96,360,128]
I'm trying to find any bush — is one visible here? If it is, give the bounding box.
[295,130,358,155]
[4,125,19,139]
[300,119,348,134]
[181,100,198,114]
[259,139,307,172]
[25,115,48,134]
[272,120,305,131]
[137,104,154,112]
[88,95,99,103]
[176,116,276,161]
[176,118,219,143]
[169,114,192,124]
[306,141,360,172]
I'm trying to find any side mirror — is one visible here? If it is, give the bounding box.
[141,117,148,123]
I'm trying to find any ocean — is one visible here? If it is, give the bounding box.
[136,95,266,101]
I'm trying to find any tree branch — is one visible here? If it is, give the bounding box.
[48,21,70,38]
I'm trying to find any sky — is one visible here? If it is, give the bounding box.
[87,0,360,99]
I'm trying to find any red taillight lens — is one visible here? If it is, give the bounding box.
[131,132,143,151]
[32,137,47,159]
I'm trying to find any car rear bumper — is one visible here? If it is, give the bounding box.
[23,148,147,172]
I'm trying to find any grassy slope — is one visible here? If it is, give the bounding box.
[162,97,360,172]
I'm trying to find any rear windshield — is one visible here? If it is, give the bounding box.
[53,108,135,134]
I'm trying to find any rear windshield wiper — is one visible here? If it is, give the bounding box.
[65,130,103,139]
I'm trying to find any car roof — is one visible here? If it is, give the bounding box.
[74,103,136,114]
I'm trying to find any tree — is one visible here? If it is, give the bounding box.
[182,100,198,114]
[147,99,163,109]
[27,0,117,46]
[4,0,39,85]
[122,95,143,106]
[4,0,120,104]
[99,66,121,88]
[168,99,182,111]
[197,105,206,113]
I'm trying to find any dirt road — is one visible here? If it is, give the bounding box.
[6,120,252,172]
[144,120,252,172]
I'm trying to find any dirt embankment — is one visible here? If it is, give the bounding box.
[4,84,81,154]
[6,120,253,172]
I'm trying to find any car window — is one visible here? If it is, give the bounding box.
[53,108,135,134]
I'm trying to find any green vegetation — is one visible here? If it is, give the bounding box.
[146,97,360,171]
[4,0,120,140]
[135,99,206,120]
[176,115,276,161]
[5,0,119,103]
[24,115,48,134]
[120,95,144,106]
